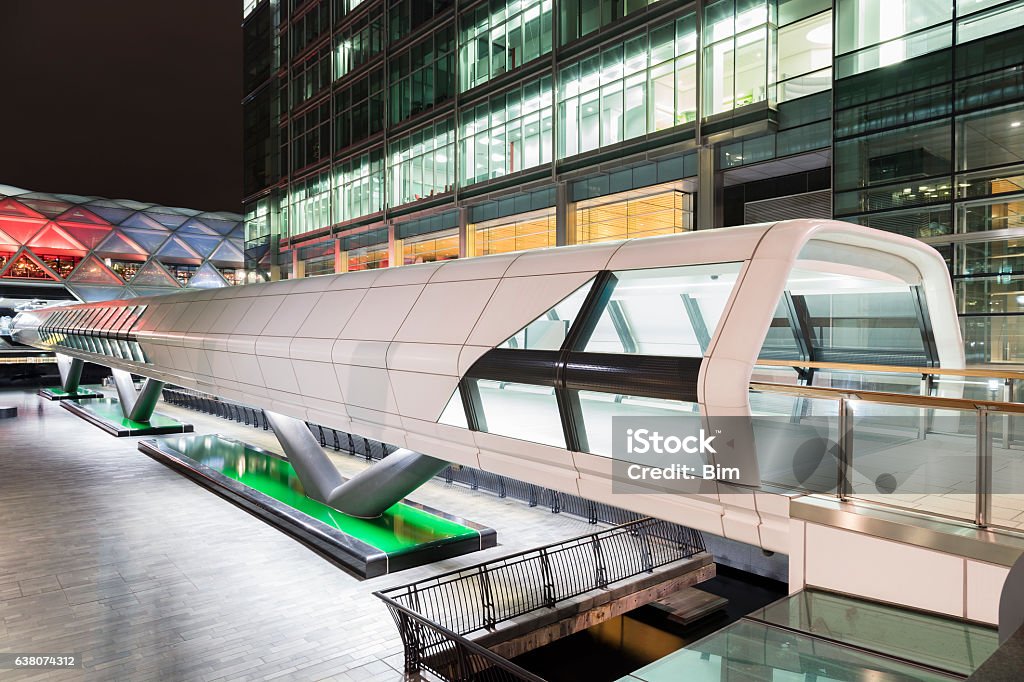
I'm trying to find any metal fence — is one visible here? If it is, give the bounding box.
[160,386,667,528]
[375,517,705,679]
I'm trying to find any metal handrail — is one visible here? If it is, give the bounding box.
[756,358,1024,381]
[750,381,1024,413]
[375,517,704,678]
[377,597,547,682]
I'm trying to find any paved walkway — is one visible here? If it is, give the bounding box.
[0,388,597,681]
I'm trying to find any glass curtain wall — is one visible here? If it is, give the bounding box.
[389,119,455,207]
[334,149,384,223]
[834,0,1024,362]
[460,0,553,92]
[285,171,332,238]
[559,0,660,45]
[775,2,832,102]
[557,15,697,159]
[470,208,556,256]
[403,228,459,264]
[460,76,553,184]
[575,182,693,244]
[702,0,777,116]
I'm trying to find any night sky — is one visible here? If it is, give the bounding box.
[0,1,242,213]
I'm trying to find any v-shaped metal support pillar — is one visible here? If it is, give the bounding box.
[111,368,165,423]
[264,411,448,519]
[56,354,84,394]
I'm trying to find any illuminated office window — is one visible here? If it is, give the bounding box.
[702,0,776,116]
[460,77,553,185]
[285,171,332,237]
[403,229,459,265]
[575,182,692,245]
[389,119,455,207]
[460,0,553,91]
[347,243,389,271]
[835,0,952,77]
[776,8,832,102]
[559,0,659,45]
[471,208,556,256]
[557,15,696,159]
[334,150,384,224]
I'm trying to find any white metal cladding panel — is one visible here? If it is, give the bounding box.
[169,300,210,333]
[386,342,461,376]
[233,296,285,335]
[372,261,445,286]
[207,298,257,335]
[266,292,322,333]
[502,241,621,277]
[290,337,333,363]
[339,284,424,341]
[257,354,301,394]
[292,358,345,403]
[393,279,500,345]
[332,339,389,367]
[465,271,596,347]
[327,268,383,290]
[388,371,459,422]
[430,252,519,282]
[334,364,399,412]
[295,288,368,338]
[605,224,768,270]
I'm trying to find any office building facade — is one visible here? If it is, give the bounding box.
[241,0,1024,363]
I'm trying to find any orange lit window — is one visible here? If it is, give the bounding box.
[575,181,692,245]
[403,230,459,264]
[472,209,556,256]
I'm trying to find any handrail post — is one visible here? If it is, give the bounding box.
[591,534,608,589]
[918,374,933,439]
[976,407,993,528]
[1003,380,1012,449]
[478,565,496,630]
[837,398,854,500]
[638,521,655,573]
[539,547,556,607]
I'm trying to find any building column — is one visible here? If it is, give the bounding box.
[291,249,304,279]
[111,368,164,423]
[556,180,575,246]
[334,239,348,274]
[388,222,402,267]
[269,234,281,281]
[696,144,722,230]
[458,206,473,258]
[56,354,84,394]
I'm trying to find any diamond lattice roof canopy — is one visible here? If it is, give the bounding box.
[0,185,243,304]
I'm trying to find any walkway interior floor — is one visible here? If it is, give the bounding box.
[0,387,599,681]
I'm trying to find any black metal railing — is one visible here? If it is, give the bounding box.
[160,386,666,529]
[375,518,705,679]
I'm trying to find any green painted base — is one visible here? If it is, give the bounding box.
[139,434,496,577]
[38,386,102,401]
[62,397,193,437]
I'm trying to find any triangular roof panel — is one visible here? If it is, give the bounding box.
[120,212,169,231]
[143,210,188,228]
[128,285,185,298]
[18,197,73,218]
[0,250,60,281]
[121,228,169,253]
[95,231,146,257]
[156,236,201,262]
[186,262,228,289]
[86,205,136,223]
[210,239,245,266]
[58,222,113,250]
[179,234,222,258]
[28,223,87,253]
[131,259,181,288]
[0,198,45,219]
[55,207,108,225]
[67,255,125,285]
[197,216,239,235]
[67,284,133,302]
[177,217,217,235]
[0,216,46,244]
[0,227,21,248]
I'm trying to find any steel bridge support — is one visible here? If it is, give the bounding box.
[111,368,165,423]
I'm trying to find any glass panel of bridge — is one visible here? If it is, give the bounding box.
[498,277,594,351]
[623,618,959,682]
[581,263,742,356]
[576,391,698,457]
[750,589,998,677]
[473,379,565,448]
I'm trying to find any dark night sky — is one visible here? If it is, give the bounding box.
[0,1,242,213]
